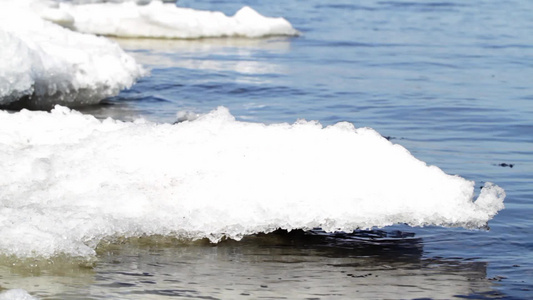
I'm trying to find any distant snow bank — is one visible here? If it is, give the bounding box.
[43,0,300,39]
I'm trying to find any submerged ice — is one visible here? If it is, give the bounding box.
[0,107,505,258]
[0,289,38,300]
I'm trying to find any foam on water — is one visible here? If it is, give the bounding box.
[44,0,299,39]
[0,0,144,109]
[0,107,505,258]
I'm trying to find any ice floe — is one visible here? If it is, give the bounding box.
[43,0,300,38]
[0,0,298,108]
[0,0,144,109]
[0,107,505,258]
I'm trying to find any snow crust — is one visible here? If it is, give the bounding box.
[0,107,505,258]
[45,0,300,38]
[0,0,144,109]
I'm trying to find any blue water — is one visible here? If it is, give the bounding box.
[6,0,533,299]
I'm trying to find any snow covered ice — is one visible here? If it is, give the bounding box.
[0,107,505,258]
[0,0,297,109]
[39,0,300,39]
[0,0,144,109]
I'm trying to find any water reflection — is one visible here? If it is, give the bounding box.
[113,37,293,53]
[113,37,292,72]
[0,230,502,299]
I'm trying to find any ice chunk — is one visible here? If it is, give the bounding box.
[0,290,38,300]
[175,110,201,123]
[49,0,299,38]
[0,107,505,258]
[0,0,144,109]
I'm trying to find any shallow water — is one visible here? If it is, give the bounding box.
[0,230,506,299]
[2,0,533,299]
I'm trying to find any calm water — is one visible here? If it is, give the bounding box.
[3,0,533,299]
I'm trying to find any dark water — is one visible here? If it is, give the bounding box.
[4,0,532,299]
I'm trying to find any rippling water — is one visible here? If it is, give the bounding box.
[3,0,533,299]
[0,231,505,299]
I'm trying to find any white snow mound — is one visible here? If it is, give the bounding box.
[0,107,505,258]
